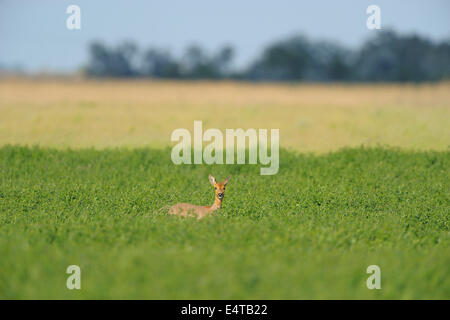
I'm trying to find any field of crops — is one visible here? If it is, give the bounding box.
[0,79,449,299]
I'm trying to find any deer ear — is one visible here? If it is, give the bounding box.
[208,174,216,186]
[224,175,231,185]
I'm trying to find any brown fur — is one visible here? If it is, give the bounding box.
[168,174,231,220]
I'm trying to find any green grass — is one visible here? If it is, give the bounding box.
[0,146,449,299]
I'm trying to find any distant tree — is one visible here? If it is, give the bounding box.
[425,40,450,81]
[354,30,450,82]
[142,48,181,78]
[213,45,235,77]
[86,42,109,76]
[314,42,353,81]
[84,31,449,82]
[86,41,138,77]
[298,41,353,81]
[246,35,312,81]
[182,45,219,79]
[245,35,352,81]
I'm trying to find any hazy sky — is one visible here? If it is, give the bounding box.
[1,0,449,72]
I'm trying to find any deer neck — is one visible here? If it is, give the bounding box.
[209,197,222,211]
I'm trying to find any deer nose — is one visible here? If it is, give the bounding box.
[218,193,224,199]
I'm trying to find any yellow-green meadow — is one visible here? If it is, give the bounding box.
[1,79,449,152]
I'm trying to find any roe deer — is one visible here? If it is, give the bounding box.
[168,174,231,219]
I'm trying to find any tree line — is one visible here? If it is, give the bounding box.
[85,30,450,82]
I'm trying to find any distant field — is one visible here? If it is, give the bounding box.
[0,146,449,299]
[0,79,449,152]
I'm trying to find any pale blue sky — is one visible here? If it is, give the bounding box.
[1,0,449,72]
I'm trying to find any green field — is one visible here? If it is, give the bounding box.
[1,146,448,299]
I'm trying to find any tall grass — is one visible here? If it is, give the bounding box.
[0,146,448,299]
